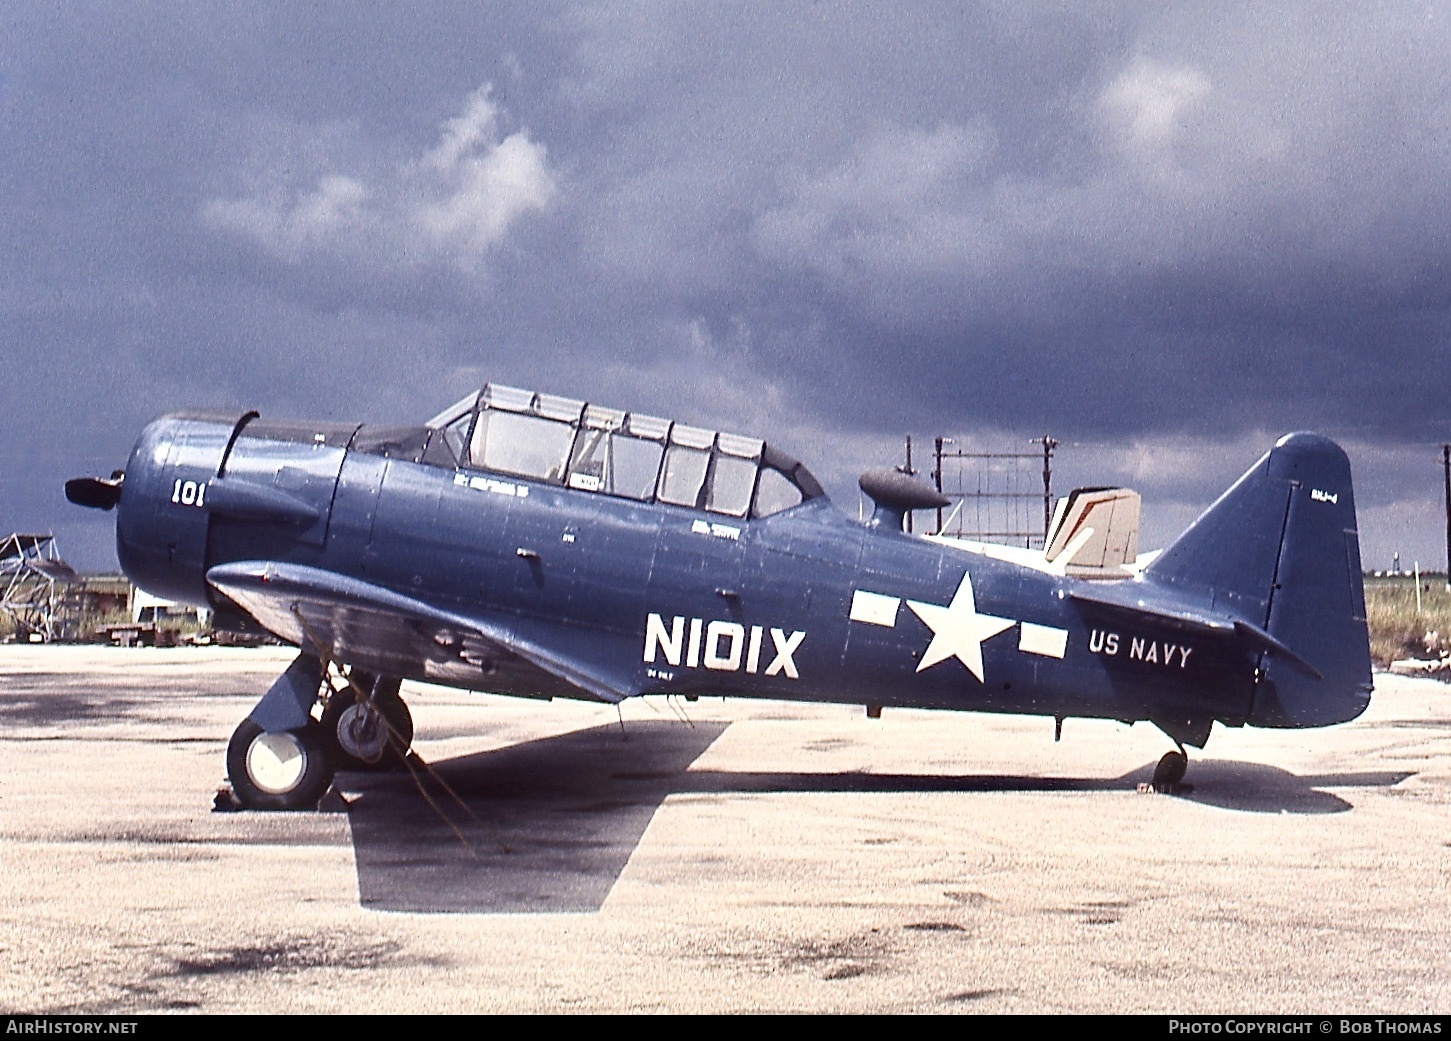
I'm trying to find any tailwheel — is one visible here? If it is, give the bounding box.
[226,719,335,810]
[1152,750,1188,788]
[320,674,413,771]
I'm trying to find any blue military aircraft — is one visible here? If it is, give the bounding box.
[67,383,1373,809]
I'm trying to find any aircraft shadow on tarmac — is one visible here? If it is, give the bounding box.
[344,719,730,915]
[341,720,1413,914]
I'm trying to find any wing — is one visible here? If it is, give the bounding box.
[206,560,632,703]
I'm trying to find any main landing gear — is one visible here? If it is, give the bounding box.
[319,673,414,771]
[223,655,414,810]
[226,720,334,811]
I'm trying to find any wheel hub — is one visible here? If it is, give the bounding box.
[337,703,387,764]
[246,731,309,794]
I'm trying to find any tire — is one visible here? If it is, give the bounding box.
[319,676,413,771]
[226,719,335,810]
[1153,750,1188,787]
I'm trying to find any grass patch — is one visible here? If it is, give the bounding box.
[1365,574,1451,667]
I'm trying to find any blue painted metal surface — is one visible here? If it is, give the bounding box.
[89,389,1373,765]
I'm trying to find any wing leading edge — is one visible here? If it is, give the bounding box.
[206,560,632,703]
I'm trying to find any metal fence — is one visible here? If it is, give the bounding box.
[904,436,1057,546]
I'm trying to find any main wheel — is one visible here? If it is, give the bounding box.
[1153,750,1188,787]
[320,676,413,771]
[226,719,335,810]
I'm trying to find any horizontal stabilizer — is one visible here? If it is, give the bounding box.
[1069,583,1235,635]
[1069,582,1322,677]
[1232,620,1322,680]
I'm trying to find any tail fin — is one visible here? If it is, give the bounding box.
[1145,433,1372,728]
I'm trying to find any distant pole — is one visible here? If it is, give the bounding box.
[933,437,944,535]
[905,435,913,533]
[1040,436,1058,543]
[899,435,915,533]
[1443,444,1450,590]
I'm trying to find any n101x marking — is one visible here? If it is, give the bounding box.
[171,479,207,507]
[644,613,804,679]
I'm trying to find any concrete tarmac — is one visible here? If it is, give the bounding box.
[0,645,1446,1014]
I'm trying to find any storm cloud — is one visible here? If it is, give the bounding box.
[2,2,1448,570]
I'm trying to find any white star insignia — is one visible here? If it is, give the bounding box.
[906,572,1015,682]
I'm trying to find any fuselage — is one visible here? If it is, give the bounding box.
[113,406,1261,737]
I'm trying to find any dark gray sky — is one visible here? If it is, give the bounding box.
[3,2,1448,572]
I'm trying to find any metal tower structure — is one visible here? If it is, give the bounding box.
[926,436,1058,547]
[0,533,83,642]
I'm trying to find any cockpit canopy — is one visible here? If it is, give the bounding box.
[419,384,824,519]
